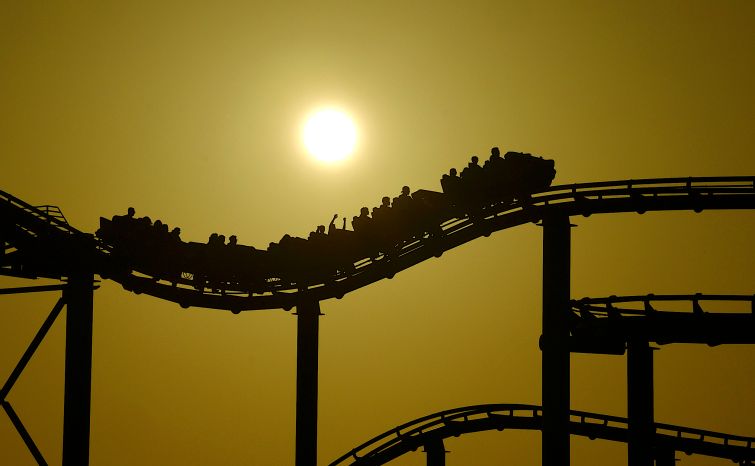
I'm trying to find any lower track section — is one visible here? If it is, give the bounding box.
[330,403,754,466]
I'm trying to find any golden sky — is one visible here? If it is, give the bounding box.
[1,1,754,465]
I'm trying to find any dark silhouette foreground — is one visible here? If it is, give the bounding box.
[96,148,556,292]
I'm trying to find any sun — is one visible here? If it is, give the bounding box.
[302,108,357,163]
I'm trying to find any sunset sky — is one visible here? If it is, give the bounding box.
[1,1,754,465]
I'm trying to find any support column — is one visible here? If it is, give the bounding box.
[542,214,571,466]
[296,300,321,466]
[62,271,94,466]
[627,338,654,466]
[424,437,446,466]
[654,447,675,466]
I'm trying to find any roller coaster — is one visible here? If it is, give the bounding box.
[1,168,754,466]
[3,176,753,310]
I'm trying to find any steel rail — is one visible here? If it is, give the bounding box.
[105,176,755,311]
[329,403,754,466]
[0,190,82,237]
[572,294,755,316]
[0,190,94,280]
[2,177,754,310]
[568,294,755,349]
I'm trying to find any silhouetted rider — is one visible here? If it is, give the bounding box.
[352,207,371,232]
[441,168,461,197]
[461,155,482,180]
[328,214,339,235]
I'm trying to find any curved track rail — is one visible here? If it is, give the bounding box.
[0,189,91,280]
[109,176,755,311]
[330,403,754,466]
[2,176,754,311]
[2,178,754,466]
[0,190,82,237]
[569,294,755,352]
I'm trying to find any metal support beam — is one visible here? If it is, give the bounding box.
[2,400,48,466]
[654,447,675,466]
[295,300,320,466]
[541,214,571,466]
[627,338,654,466]
[0,295,64,465]
[1,298,65,401]
[0,284,68,295]
[424,437,446,466]
[62,272,94,466]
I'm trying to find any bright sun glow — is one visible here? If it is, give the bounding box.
[302,108,357,163]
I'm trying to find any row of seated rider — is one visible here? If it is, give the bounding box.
[308,213,348,240]
[110,147,511,260]
[268,213,348,255]
[320,185,412,239]
[268,184,416,255]
[111,207,182,245]
[112,209,249,260]
[207,232,242,248]
[350,185,415,235]
[440,146,516,202]
[269,215,348,263]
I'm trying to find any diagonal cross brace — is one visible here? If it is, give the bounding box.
[2,400,48,466]
[1,296,64,466]
[0,297,66,400]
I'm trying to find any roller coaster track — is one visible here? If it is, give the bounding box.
[0,189,91,280]
[1,175,754,466]
[329,404,755,466]
[0,190,81,238]
[2,176,754,311]
[569,294,755,352]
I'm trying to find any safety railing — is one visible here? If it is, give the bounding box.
[34,204,69,225]
[0,190,82,236]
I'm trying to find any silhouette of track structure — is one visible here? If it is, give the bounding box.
[570,294,755,351]
[329,404,754,465]
[3,177,753,311]
[1,173,754,466]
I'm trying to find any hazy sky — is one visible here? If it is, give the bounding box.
[1,1,754,465]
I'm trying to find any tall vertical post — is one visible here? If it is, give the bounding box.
[542,214,571,466]
[296,300,321,466]
[424,438,446,466]
[627,338,654,466]
[62,271,94,466]
[654,447,675,466]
